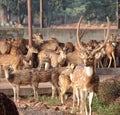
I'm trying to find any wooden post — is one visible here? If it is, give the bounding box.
[40,0,43,28]
[117,0,120,29]
[18,0,20,24]
[27,0,32,47]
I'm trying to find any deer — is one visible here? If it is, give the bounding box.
[3,66,40,102]
[104,40,116,68]
[63,42,75,54]
[10,38,28,55]
[22,45,39,69]
[0,46,38,73]
[70,16,110,115]
[0,54,23,72]
[58,64,75,104]
[3,66,61,102]
[33,33,44,45]
[36,37,61,52]
[100,31,117,68]
[38,49,66,70]
[65,29,87,66]
[0,37,14,54]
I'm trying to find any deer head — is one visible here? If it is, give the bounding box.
[77,16,110,66]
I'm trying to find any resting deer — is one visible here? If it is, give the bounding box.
[70,16,110,115]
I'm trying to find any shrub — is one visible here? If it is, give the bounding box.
[98,80,120,104]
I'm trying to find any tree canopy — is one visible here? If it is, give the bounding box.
[0,0,117,27]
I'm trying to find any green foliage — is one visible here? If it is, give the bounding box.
[98,81,120,104]
[38,95,61,106]
[0,0,117,26]
[93,97,120,115]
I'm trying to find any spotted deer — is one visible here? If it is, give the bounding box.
[4,66,61,102]
[38,49,66,70]
[70,16,110,115]
[0,46,38,72]
[59,64,75,104]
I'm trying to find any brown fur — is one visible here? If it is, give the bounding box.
[38,49,66,70]
[0,40,12,54]
[12,38,28,55]
[4,67,60,102]
[4,67,40,102]
[59,65,74,104]
[0,54,23,71]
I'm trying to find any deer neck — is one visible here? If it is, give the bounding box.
[84,66,94,77]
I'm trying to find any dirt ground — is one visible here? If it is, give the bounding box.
[15,96,75,115]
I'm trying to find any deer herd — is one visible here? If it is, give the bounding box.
[0,16,120,115]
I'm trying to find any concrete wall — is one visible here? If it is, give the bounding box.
[0,28,119,43]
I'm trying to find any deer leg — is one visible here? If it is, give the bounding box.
[99,60,104,68]
[75,87,80,107]
[72,86,77,112]
[116,57,119,67]
[34,84,39,101]
[16,85,20,102]
[32,84,39,101]
[73,87,76,108]
[88,91,93,115]
[45,62,50,70]
[103,56,108,67]
[80,90,88,115]
[107,54,112,68]
[112,52,116,68]
[51,84,56,98]
[32,84,37,100]
[0,65,3,77]
[12,86,17,102]
[38,60,42,70]
[94,60,97,72]
[60,86,66,104]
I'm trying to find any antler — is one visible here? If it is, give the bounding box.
[90,16,110,57]
[76,16,86,50]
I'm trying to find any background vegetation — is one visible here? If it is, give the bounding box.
[0,0,117,27]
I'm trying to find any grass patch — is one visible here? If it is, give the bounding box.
[20,80,120,115]
[92,96,120,115]
[38,95,61,106]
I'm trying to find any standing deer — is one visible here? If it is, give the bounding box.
[38,49,66,70]
[70,16,110,115]
[59,64,75,104]
[3,66,40,102]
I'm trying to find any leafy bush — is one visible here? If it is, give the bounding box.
[97,80,120,104]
